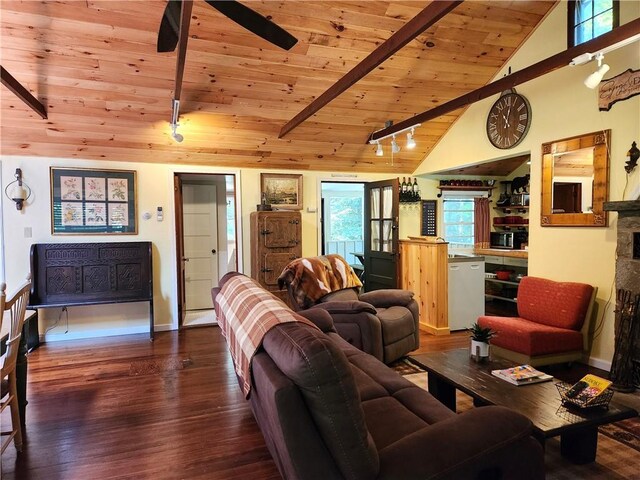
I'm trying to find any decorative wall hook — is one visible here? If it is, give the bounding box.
[4,168,32,210]
[625,141,639,174]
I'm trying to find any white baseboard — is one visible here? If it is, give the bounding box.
[155,323,175,332]
[586,356,611,371]
[40,324,175,342]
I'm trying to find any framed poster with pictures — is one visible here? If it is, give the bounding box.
[50,167,137,234]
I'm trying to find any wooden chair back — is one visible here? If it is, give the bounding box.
[1,277,31,377]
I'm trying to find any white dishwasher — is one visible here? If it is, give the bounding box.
[448,255,485,331]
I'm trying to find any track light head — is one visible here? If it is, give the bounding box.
[406,128,416,149]
[375,142,384,157]
[584,53,610,89]
[391,135,401,154]
[171,123,184,143]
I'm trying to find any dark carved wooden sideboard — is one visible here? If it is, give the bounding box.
[29,242,154,339]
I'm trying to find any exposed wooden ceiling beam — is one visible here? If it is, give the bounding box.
[369,18,640,142]
[174,0,193,102]
[1,66,47,119]
[278,0,462,138]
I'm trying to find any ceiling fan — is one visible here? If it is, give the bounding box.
[157,0,298,141]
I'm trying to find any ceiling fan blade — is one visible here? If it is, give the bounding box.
[157,0,182,53]
[205,0,298,51]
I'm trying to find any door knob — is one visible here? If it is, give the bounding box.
[182,257,189,262]
[211,249,217,254]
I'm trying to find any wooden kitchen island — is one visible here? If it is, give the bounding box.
[400,238,449,335]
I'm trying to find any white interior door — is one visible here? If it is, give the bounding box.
[183,183,219,310]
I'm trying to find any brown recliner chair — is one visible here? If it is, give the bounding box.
[278,255,420,364]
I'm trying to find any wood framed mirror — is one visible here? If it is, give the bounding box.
[541,130,610,227]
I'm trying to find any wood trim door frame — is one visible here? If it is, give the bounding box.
[172,170,243,329]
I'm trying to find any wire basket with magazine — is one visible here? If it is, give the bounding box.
[556,381,614,409]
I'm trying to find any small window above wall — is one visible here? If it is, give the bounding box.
[568,0,619,47]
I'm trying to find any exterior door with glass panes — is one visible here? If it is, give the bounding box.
[364,179,399,291]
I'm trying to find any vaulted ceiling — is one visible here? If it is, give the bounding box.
[0,1,556,173]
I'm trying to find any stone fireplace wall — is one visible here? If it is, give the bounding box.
[605,200,640,387]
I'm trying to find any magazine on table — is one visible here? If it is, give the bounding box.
[491,364,553,386]
[563,374,612,405]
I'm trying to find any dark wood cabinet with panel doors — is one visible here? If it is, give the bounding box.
[250,211,301,306]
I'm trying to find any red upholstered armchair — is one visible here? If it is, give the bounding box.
[478,277,597,366]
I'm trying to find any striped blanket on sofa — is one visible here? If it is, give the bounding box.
[213,273,318,398]
[277,254,363,310]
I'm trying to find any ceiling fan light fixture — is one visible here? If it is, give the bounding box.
[375,142,384,157]
[406,128,416,149]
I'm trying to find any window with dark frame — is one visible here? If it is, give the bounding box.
[568,0,619,47]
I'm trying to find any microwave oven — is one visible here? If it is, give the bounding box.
[490,231,528,250]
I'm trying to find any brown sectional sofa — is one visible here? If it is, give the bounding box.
[213,273,545,480]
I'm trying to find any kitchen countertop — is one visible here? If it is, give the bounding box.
[474,248,528,259]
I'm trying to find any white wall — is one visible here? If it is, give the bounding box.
[414,1,640,367]
[0,158,409,340]
[1,158,245,340]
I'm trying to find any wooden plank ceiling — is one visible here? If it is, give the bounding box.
[0,1,555,173]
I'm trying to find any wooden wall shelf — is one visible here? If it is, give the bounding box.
[494,206,529,213]
[437,186,495,198]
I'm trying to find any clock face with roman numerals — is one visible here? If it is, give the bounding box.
[486,92,531,149]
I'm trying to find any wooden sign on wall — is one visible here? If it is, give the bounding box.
[598,68,640,111]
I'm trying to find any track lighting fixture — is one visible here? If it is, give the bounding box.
[375,141,384,157]
[406,128,416,149]
[584,53,610,89]
[170,98,184,142]
[391,135,401,154]
[369,123,420,157]
[171,124,184,143]
[569,33,640,89]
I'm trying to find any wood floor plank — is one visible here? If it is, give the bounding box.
[0,327,469,479]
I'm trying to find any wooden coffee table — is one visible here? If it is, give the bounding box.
[410,349,638,464]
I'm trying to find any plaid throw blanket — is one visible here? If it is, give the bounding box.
[277,254,363,310]
[214,274,319,398]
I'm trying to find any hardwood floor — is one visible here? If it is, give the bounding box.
[2,328,283,480]
[3,327,637,479]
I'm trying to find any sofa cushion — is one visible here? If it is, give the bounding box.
[262,322,379,480]
[479,316,584,356]
[517,277,594,331]
[334,335,456,450]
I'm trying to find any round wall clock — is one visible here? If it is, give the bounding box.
[486,90,531,149]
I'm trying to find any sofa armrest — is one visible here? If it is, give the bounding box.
[310,303,383,361]
[310,300,377,315]
[297,308,336,333]
[378,406,544,480]
[359,289,414,308]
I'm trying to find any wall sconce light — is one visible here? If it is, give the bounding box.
[370,123,421,157]
[170,98,184,143]
[4,168,32,210]
[584,52,610,89]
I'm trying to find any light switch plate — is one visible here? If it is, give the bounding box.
[24,227,32,238]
